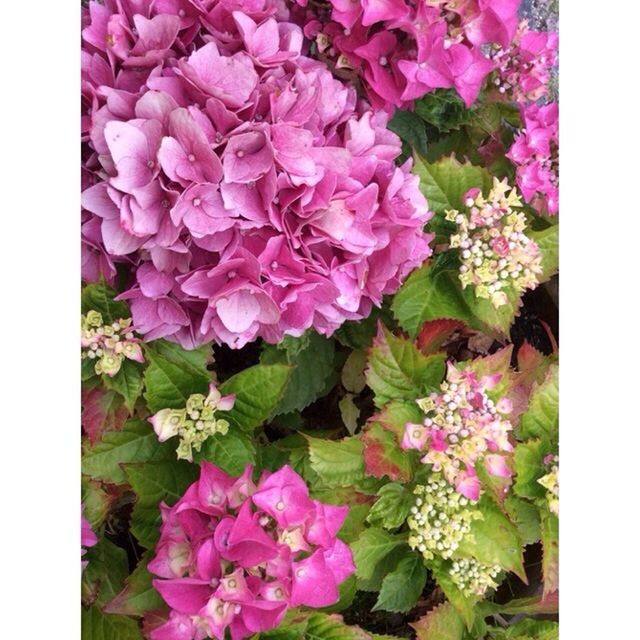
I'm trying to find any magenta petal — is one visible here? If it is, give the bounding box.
[290,549,339,607]
[152,578,212,614]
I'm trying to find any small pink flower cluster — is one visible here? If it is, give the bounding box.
[507,101,558,215]
[401,362,513,501]
[488,19,557,103]
[293,0,520,110]
[149,462,354,640]
[81,0,432,350]
[81,505,98,570]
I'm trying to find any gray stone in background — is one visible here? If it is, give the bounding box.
[519,0,559,32]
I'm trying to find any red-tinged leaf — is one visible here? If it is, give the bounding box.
[141,608,169,640]
[361,423,413,482]
[517,341,548,377]
[82,386,129,444]
[416,319,465,355]
[480,592,559,616]
[541,511,559,598]
[411,602,464,640]
[372,400,424,441]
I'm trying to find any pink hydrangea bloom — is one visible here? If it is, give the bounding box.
[401,362,514,501]
[149,463,354,640]
[293,0,520,110]
[81,1,433,350]
[81,505,98,570]
[488,20,558,103]
[507,101,559,215]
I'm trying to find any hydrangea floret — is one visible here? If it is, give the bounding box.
[449,557,501,597]
[487,20,558,103]
[148,462,355,640]
[401,362,514,501]
[81,310,144,376]
[507,102,559,215]
[81,0,433,350]
[538,453,559,516]
[149,383,235,462]
[293,0,520,111]
[407,475,482,561]
[81,505,98,571]
[446,177,543,308]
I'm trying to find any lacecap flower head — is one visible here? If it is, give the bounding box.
[446,177,543,308]
[149,462,354,640]
[81,0,433,350]
[81,310,144,376]
[150,383,235,462]
[402,361,514,501]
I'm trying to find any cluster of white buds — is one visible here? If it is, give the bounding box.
[150,383,235,462]
[449,557,501,597]
[538,454,559,516]
[407,476,482,561]
[81,310,144,376]
[446,178,543,308]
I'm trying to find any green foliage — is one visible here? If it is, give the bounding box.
[261,333,336,415]
[366,324,445,407]
[541,511,559,597]
[306,436,365,488]
[81,477,112,530]
[388,109,429,157]
[414,90,474,132]
[366,482,414,530]
[81,419,173,484]
[529,224,559,282]
[81,606,143,640]
[219,363,292,430]
[143,340,211,412]
[519,364,559,442]
[102,358,145,411]
[198,429,256,475]
[411,602,465,640]
[351,527,409,591]
[82,538,129,607]
[373,552,427,613]
[81,282,130,323]
[361,422,414,482]
[513,440,548,500]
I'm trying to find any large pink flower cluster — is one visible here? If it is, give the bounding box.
[148,462,354,640]
[81,0,432,349]
[293,0,520,110]
[507,101,558,215]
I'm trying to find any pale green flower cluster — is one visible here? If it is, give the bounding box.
[449,557,501,598]
[81,310,144,377]
[150,384,235,462]
[407,477,482,561]
[447,178,543,308]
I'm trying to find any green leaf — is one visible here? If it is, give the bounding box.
[411,602,465,640]
[373,553,427,613]
[81,283,130,324]
[81,606,143,640]
[306,436,365,488]
[519,364,559,442]
[303,613,372,640]
[513,440,548,500]
[541,511,559,598]
[261,334,335,415]
[143,341,211,412]
[388,110,428,156]
[487,618,559,640]
[81,477,113,531]
[341,349,367,394]
[82,539,129,607]
[414,90,474,132]
[361,422,414,482]
[366,324,445,407]
[479,594,558,617]
[504,495,542,545]
[102,359,144,412]
[530,224,559,283]
[391,253,475,337]
[105,552,164,617]
[219,363,292,431]
[125,460,198,548]
[456,498,526,581]
[82,419,173,485]
[339,394,361,436]
[351,528,408,591]
[367,482,414,530]
[197,429,256,475]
